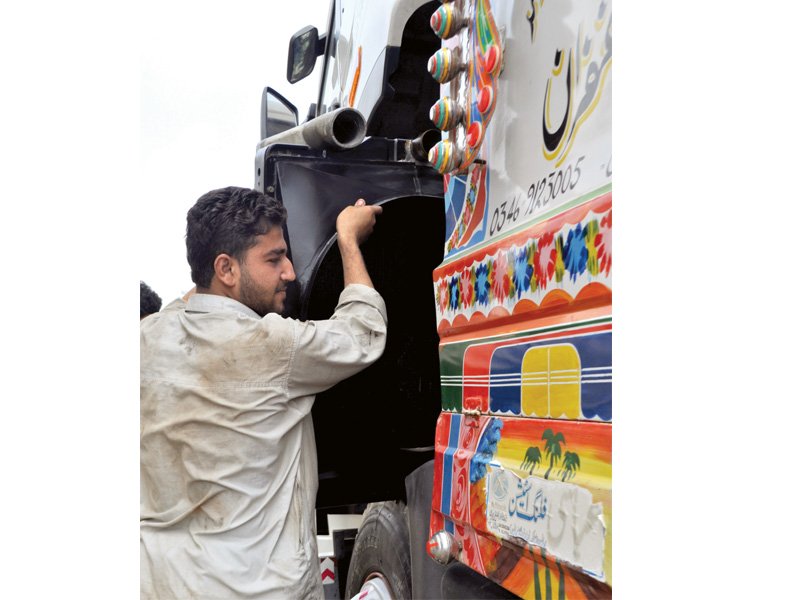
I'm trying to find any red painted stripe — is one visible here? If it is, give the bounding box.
[430,412,450,536]
[463,345,494,413]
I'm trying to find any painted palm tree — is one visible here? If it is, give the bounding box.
[521,446,542,474]
[542,429,566,480]
[560,451,581,482]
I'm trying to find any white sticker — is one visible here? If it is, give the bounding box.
[486,468,605,579]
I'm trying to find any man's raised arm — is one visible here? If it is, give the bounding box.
[335,198,383,288]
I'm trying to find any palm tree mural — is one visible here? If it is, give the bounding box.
[559,451,581,482]
[520,429,582,484]
[542,429,566,480]
[521,446,542,474]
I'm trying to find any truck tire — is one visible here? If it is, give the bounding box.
[345,501,412,599]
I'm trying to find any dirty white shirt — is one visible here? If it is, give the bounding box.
[140,284,387,599]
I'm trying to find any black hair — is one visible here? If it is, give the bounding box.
[185,186,287,288]
[140,281,163,318]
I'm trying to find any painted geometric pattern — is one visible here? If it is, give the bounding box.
[431,412,612,598]
[443,162,489,258]
[433,193,611,330]
[440,317,611,421]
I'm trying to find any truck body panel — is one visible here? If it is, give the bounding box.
[427,0,612,597]
[259,0,612,596]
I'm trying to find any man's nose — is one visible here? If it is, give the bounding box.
[282,258,296,282]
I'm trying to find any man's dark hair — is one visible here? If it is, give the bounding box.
[186,186,287,288]
[140,281,163,318]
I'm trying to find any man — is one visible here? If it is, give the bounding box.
[140,281,162,319]
[140,186,387,599]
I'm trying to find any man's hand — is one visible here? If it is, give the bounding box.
[336,199,382,288]
[336,198,383,247]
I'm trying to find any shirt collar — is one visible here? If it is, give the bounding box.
[186,293,261,319]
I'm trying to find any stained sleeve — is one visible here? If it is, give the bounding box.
[286,284,388,398]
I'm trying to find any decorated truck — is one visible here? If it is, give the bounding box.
[256,0,611,598]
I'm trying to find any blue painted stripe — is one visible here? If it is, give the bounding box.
[489,344,527,413]
[444,517,455,535]
[441,413,461,516]
[444,175,466,242]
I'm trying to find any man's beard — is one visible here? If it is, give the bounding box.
[239,267,281,317]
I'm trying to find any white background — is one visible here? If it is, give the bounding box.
[2,1,799,599]
[140,0,330,304]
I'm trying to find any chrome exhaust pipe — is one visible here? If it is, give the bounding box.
[405,129,441,163]
[257,108,367,151]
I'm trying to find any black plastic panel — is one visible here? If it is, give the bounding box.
[309,196,444,507]
[366,1,441,139]
[258,146,445,507]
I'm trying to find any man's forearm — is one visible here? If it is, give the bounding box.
[338,238,374,288]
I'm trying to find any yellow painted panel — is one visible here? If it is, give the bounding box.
[521,348,548,416]
[521,344,581,418]
[549,345,581,418]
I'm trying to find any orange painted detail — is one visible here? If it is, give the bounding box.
[439,304,611,345]
[348,46,362,108]
[437,286,610,338]
[574,282,612,303]
[537,288,573,309]
[511,299,538,316]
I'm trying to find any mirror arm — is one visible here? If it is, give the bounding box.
[262,86,299,141]
[316,33,327,57]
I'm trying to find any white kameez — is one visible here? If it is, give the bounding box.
[140,285,387,599]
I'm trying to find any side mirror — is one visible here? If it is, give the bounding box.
[261,87,299,140]
[287,25,326,84]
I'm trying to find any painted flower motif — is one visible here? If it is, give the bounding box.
[512,244,534,298]
[462,189,474,227]
[475,262,491,306]
[490,251,510,304]
[563,223,588,282]
[504,249,517,299]
[585,219,600,276]
[554,234,566,283]
[506,251,516,300]
[460,266,475,307]
[469,418,504,484]
[534,231,556,290]
[448,275,461,311]
[598,210,612,276]
[486,258,495,302]
[436,278,449,313]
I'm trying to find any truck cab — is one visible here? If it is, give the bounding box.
[257,1,612,598]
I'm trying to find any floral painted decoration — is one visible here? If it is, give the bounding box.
[434,208,612,322]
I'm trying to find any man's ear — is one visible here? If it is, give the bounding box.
[213,254,239,288]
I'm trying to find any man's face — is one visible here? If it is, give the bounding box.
[237,226,296,317]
